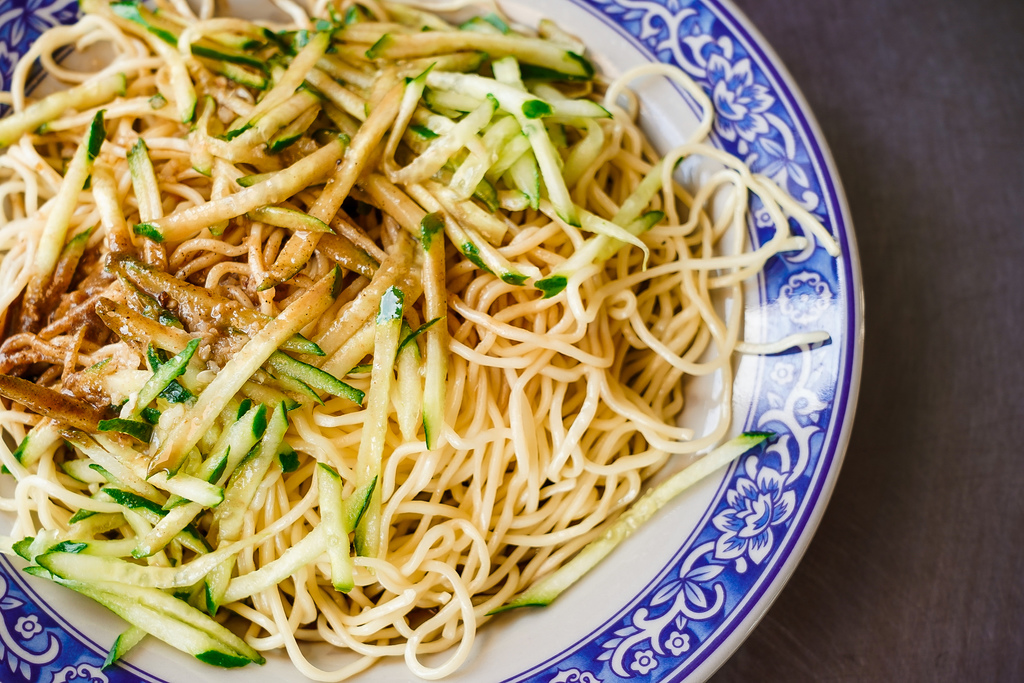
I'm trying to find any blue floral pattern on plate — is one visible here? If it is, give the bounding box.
[0,0,860,681]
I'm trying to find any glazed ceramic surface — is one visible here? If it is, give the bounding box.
[0,0,862,681]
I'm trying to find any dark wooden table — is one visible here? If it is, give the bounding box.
[710,0,1024,680]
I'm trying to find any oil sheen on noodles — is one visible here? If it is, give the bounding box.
[0,0,838,680]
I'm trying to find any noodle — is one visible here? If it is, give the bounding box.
[0,0,839,679]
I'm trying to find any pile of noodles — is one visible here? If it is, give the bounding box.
[0,0,835,679]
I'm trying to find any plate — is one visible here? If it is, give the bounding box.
[0,1,862,681]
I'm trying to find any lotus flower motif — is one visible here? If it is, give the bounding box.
[712,464,796,565]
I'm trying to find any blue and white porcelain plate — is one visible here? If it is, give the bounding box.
[0,0,861,681]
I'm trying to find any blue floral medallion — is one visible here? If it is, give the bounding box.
[0,0,859,681]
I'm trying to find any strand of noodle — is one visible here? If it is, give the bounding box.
[735,330,832,355]
[10,20,106,109]
[605,63,713,144]
[15,475,123,514]
[403,560,476,680]
[449,298,608,367]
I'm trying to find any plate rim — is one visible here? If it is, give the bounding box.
[0,0,864,681]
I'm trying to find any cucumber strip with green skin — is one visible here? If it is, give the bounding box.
[134,500,209,559]
[396,52,487,79]
[91,163,134,253]
[203,559,232,615]
[528,83,606,188]
[67,510,123,533]
[115,1,265,71]
[425,70,578,225]
[384,65,430,176]
[546,99,611,120]
[317,463,354,592]
[190,43,265,70]
[491,433,771,613]
[304,68,368,123]
[266,105,320,153]
[561,118,605,189]
[265,352,364,404]
[0,73,124,148]
[132,339,200,419]
[363,31,593,79]
[420,214,448,450]
[97,488,211,555]
[534,211,663,297]
[213,403,289,543]
[61,458,108,484]
[16,536,136,560]
[545,120,568,149]
[127,138,162,223]
[315,54,375,89]
[486,132,531,181]
[397,317,442,356]
[491,56,525,90]
[508,150,541,210]
[146,471,223,509]
[209,404,268,484]
[459,15,506,35]
[246,206,332,233]
[471,176,501,212]
[390,95,497,184]
[139,409,259,554]
[422,88,481,114]
[420,179,508,246]
[354,287,404,558]
[240,383,300,412]
[208,483,380,606]
[261,371,322,406]
[261,80,401,290]
[394,321,423,442]
[102,294,188,351]
[200,58,268,90]
[93,300,202,398]
[235,172,276,188]
[12,420,61,469]
[60,538,140,557]
[189,95,216,177]
[64,431,161,500]
[314,230,415,363]
[37,551,188,590]
[31,111,104,283]
[221,526,326,604]
[230,31,330,135]
[12,531,60,562]
[102,2,195,122]
[228,90,320,150]
[541,201,650,265]
[104,625,146,669]
[25,566,264,666]
[133,138,346,244]
[118,275,183,330]
[413,183,530,284]
[449,115,520,200]
[98,418,152,443]
[277,448,299,473]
